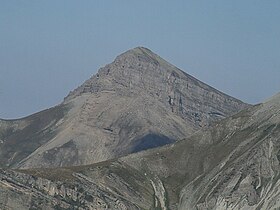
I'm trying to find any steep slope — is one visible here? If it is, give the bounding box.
[0,47,248,169]
[178,93,280,210]
[0,92,279,210]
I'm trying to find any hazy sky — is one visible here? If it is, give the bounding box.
[1,0,280,119]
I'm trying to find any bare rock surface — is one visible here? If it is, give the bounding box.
[0,47,248,169]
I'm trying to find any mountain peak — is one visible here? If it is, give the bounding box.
[112,47,178,73]
[64,46,248,125]
[114,46,165,66]
[121,46,155,55]
[64,47,247,110]
[0,46,250,170]
[64,47,249,108]
[64,47,174,101]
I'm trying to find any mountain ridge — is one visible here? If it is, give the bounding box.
[0,91,279,209]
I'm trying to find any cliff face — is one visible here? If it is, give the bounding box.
[0,47,249,169]
[0,93,279,210]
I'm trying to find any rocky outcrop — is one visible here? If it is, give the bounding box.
[0,162,154,210]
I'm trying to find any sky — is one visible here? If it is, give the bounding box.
[1,0,280,119]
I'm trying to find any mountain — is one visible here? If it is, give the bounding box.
[0,47,249,169]
[0,92,279,209]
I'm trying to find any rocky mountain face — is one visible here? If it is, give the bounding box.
[178,93,280,210]
[0,92,279,210]
[0,47,248,169]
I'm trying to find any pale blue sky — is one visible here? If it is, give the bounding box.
[1,0,280,119]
